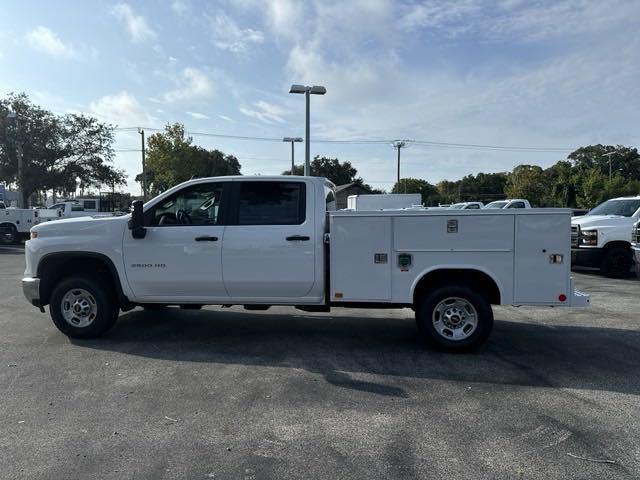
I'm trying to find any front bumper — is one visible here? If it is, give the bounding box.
[571,247,603,268]
[22,277,42,308]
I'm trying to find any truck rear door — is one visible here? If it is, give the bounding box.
[222,180,316,299]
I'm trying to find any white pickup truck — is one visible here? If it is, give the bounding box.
[22,176,588,351]
[484,199,531,209]
[1,207,62,244]
[571,196,640,277]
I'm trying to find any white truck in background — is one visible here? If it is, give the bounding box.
[631,219,640,274]
[484,199,531,209]
[22,175,588,351]
[571,196,640,277]
[448,202,484,210]
[347,193,422,210]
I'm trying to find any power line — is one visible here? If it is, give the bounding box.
[113,126,574,153]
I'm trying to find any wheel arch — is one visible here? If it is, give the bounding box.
[411,266,503,306]
[602,240,631,251]
[37,252,130,308]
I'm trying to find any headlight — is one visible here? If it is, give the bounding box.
[580,229,597,246]
[30,231,38,240]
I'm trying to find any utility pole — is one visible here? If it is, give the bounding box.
[6,112,24,208]
[289,84,326,176]
[393,140,407,193]
[602,151,617,198]
[138,128,147,200]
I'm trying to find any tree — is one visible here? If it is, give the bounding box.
[392,178,439,205]
[0,92,125,206]
[504,165,547,206]
[569,144,640,181]
[281,155,382,192]
[142,123,241,194]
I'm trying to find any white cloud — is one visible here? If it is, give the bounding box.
[89,91,155,126]
[171,0,190,16]
[112,3,156,43]
[239,100,289,124]
[209,12,264,53]
[186,111,210,120]
[160,67,214,103]
[25,26,77,59]
[218,114,235,122]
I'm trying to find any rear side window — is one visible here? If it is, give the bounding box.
[508,202,525,209]
[237,182,305,225]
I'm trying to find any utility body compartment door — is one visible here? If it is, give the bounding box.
[514,213,570,304]
[330,215,392,301]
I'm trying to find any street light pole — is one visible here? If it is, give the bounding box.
[283,137,303,174]
[289,84,326,176]
[602,151,617,197]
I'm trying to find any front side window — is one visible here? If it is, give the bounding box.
[237,181,305,225]
[151,182,224,226]
[484,201,508,209]
[466,203,481,209]
[508,202,526,209]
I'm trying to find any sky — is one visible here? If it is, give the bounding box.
[1,0,639,193]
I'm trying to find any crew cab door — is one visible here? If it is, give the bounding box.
[123,181,229,300]
[222,180,316,299]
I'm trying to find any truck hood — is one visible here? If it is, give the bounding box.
[32,214,129,236]
[571,215,635,229]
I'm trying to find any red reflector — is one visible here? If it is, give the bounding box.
[558,294,567,302]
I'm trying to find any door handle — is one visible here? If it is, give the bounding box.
[194,235,219,242]
[286,235,310,241]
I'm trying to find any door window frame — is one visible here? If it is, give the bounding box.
[143,181,232,227]
[228,180,307,226]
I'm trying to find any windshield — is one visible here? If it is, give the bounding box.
[484,201,508,209]
[588,199,640,217]
[449,203,465,209]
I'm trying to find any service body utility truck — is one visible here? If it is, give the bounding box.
[22,176,588,351]
[571,196,640,277]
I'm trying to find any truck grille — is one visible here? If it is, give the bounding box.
[571,225,580,247]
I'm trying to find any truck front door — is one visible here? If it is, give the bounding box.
[123,181,229,300]
[222,180,316,299]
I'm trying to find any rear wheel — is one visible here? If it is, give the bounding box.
[601,246,632,278]
[416,285,493,351]
[49,275,119,338]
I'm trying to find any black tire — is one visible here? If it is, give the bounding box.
[415,285,493,351]
[1,225,19,245]
[179,304,203,310]
[49,275,119,338]
[601,246,632,278]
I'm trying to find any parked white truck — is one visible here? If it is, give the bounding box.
[571,196,640,277]
[484,199,531,209]
[22,176,588,350]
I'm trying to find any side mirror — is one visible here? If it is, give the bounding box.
[128,200,147,239]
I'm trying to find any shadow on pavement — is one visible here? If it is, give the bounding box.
[71,308,640,398]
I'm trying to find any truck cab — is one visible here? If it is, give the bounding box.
[571,196,640,277]
[484,199,531,209]
[448,202,484,210]
[22,176,588,351]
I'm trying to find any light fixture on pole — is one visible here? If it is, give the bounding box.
[283,137,303,174]
[289,84,326,176]
[6,111,24,208]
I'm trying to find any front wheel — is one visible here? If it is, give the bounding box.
[1,225,19,245]
[415,285,493,351]
[601,246,632,278]
[49,276,119,338]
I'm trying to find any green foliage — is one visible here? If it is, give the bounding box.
[142,123,241,194]
[0,92,125,205]
[281,155,382,192]
[392,178,439,205]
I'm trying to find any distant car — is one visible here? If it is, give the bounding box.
[448,202,484,210]
[484,199,531,209]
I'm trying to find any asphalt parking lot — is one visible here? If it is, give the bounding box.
[1,244,639,480]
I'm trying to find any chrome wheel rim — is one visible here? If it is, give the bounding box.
[432,297,478,341]
[61,288,97,328]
